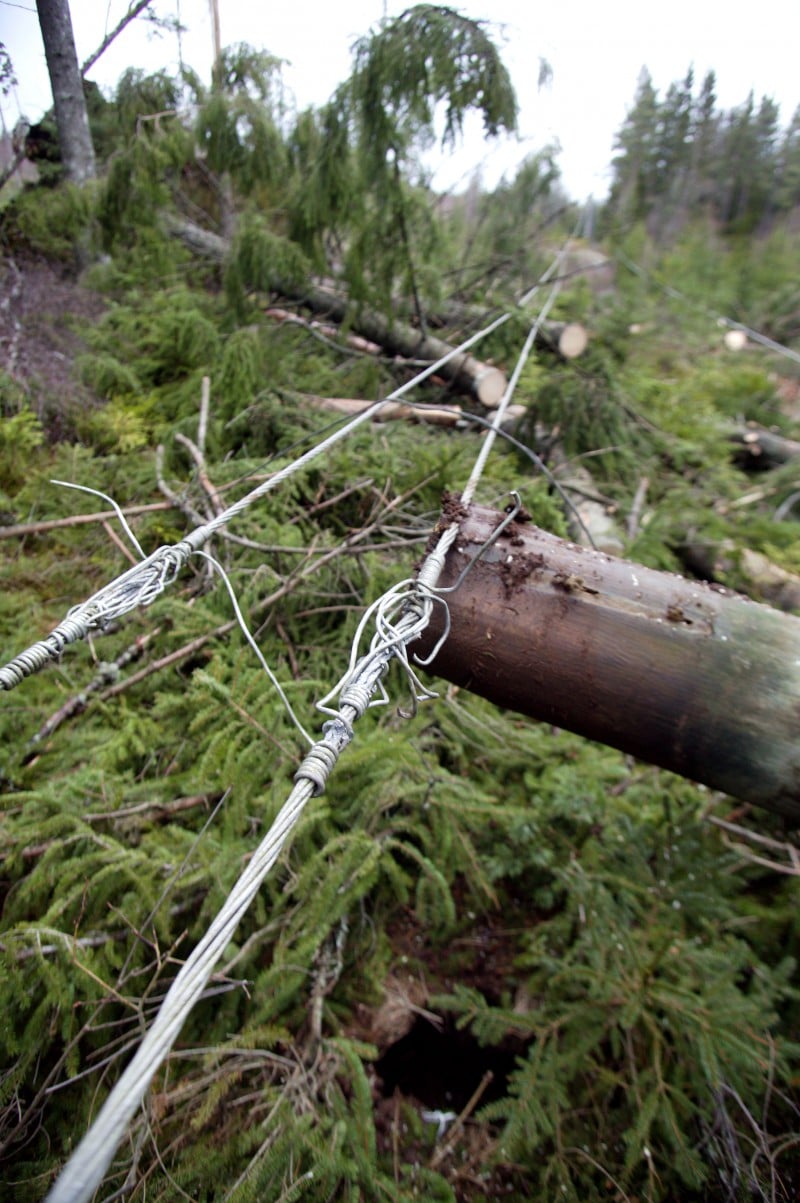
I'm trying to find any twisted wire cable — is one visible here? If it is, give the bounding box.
[42,252,569,1202]
[43,531,450,1203]
[0,314,511,692]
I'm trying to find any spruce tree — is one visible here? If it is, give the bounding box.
[608,68,659,225]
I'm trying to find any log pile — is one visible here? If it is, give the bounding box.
[166,216,588,408]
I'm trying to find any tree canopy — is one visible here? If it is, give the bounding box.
[605,65,800,236]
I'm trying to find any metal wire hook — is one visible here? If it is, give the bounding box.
[410,593,452,668]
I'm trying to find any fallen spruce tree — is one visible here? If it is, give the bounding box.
[413,499,800,821]
[166,216,587,408]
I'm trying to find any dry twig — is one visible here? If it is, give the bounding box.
[706,814,800,876]
[0,502,171,541]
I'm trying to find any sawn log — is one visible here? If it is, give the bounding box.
[413,502,800,820]
[165,216,507,406]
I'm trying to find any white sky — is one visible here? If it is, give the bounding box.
[1,0,798,200]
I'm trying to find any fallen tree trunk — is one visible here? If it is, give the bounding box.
[304,394,464,427]
[166,216,507,406]
[730,424,800,469]
[677,540,800,612]
[413,502,800,820]
[284,285,508,406]
[424,303,589,358]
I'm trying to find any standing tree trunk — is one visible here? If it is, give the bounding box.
[36,0,96,184]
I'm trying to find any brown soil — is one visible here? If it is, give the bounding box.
[0,253,105,437]
[344,901,532,1201]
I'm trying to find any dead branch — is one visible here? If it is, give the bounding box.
[85,793,220,825]
[174,432,225,516]
[429,1070,494,1170]
[101,519,139,566]
[0,502,171,541]
[99,628,231,701]
[29,628,162,745]
[626,476,649,539]
[706,815,800,876]
[197,376,210,456]
[156,444,209,527]
[81,0,155,76]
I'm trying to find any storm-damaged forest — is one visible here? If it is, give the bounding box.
[2,5,800,1201]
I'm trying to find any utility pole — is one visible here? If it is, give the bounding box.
[414,502,800,820]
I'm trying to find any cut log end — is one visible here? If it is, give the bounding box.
[558,323,589,359]
[472,365,508,408]
[724,329,748,351]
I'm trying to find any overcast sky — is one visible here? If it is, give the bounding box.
[1,1,798,200]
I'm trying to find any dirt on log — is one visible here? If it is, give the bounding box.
[413,502,800,820]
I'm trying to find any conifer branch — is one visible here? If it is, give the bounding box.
[80,1,156,77]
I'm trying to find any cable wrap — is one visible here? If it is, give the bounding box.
[0,541,193,690]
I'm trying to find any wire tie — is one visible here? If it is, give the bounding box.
[293,743,337,796]
[322,716,354,745]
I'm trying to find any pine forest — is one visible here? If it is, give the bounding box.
[1,6,800,1201]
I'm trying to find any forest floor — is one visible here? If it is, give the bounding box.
[0,249,541,1200]
[3,229,800,1201]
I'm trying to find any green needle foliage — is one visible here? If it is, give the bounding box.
[349,5,517,152]
[2,13,800,1203]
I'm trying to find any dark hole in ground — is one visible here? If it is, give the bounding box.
[375,1014,519,1111]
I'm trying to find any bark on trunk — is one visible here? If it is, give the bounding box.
[301,286,507,404]
[424,302,588,359]
[413,502,800,820]
[165,216,507,406]
[36,0,96,184]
